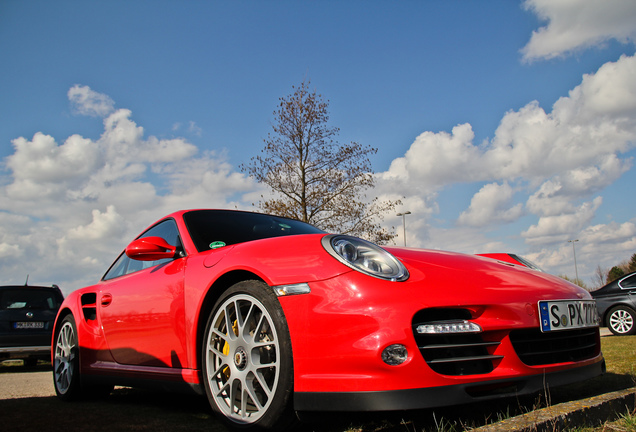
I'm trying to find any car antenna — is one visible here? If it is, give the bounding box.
[25,274,29,286]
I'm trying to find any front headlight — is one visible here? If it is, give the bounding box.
[321,234,409,281]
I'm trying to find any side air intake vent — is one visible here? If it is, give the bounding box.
[80,293,97,322]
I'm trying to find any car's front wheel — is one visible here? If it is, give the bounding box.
[202,280,295,430]
[607,305,636,335]
[53,314,81,400]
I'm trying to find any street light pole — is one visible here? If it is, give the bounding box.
[396,211,411,247]
[568,239,579,282]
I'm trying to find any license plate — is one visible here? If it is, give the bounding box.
[14,321,45,329]
[539,300,599,332]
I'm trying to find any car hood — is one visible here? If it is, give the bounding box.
[386,246,592,303]
[202,235,591,303]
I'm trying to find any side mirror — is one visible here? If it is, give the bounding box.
[125,236,177,261]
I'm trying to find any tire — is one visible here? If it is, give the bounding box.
[53,314,82,400]
[607,306,636,336]
[24,357,38,368]
[202,280,295,430]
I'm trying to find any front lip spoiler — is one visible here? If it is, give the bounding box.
[294,359,605,412]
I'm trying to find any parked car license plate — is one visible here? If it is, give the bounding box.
[14,321,45,329]
[539,300,599,332]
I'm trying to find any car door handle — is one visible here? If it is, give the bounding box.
[101,294,113,307]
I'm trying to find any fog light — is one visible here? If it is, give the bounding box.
[382,344,408,366]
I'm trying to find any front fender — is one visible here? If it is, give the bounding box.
[51,286,114,369]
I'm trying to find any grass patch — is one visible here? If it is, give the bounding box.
[601,335,636,376]
[573,408,636,432]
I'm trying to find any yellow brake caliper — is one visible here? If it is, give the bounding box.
[221,320,239,380]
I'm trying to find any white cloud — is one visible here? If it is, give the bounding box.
[68,84,115,117]
[424,225,509,255]
[458,182,523,227]
[67,206,126,241]
[381,123,481,188]
[5,132,101,201]
[581,221,636,246]
[522,0,636,61]
[526,155,631,217]
[553,54,636,126]
[188,121,202,137]
[525,219,636,279]
[0,242,21,259]
[100,109,196,162]
[522,196,602,245]
[171,121,202,137]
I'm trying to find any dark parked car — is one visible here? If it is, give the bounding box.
[0,284,64,366]
[591,272,636,336]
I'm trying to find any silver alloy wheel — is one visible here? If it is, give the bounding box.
[205,294,281,424]
[609,308,634,334]
[54,320,77,394]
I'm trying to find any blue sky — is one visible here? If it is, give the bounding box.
[1,0,635,293]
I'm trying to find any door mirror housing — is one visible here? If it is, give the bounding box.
[125,236,177,261]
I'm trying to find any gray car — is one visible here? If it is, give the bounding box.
[591,272,636,336]
[0,284,63,366]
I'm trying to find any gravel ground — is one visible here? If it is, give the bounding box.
[0,371,54,399]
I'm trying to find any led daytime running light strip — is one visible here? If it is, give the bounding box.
[416,320,482,334]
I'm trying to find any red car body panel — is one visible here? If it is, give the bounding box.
[283,250,599,394]
[53,209,604,413]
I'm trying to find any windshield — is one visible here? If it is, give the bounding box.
[183,210,325,252]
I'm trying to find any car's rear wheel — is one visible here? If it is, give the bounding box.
[607,306,636,335]
[53,314,81,400]
[202,280,295,430]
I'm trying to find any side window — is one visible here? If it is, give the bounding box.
[103,253,129,280]
[619,274,636,289]
[103,219,182,280]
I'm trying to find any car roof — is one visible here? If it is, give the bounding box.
[591,271,636,295]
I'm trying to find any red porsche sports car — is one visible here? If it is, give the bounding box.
[52,209,604,430]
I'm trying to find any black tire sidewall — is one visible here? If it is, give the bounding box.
[202,280,295,430]
[607,306,636,335]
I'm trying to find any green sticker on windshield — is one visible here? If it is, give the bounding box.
[279,224,291,229]
[209,241,226,249]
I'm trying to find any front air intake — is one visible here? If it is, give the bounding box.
[509,327,600,366]
[412,309,502,376]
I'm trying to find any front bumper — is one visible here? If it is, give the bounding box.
[280,266,604,407]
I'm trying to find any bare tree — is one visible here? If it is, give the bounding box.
[592,264,607,289]
[243,80,400,244]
